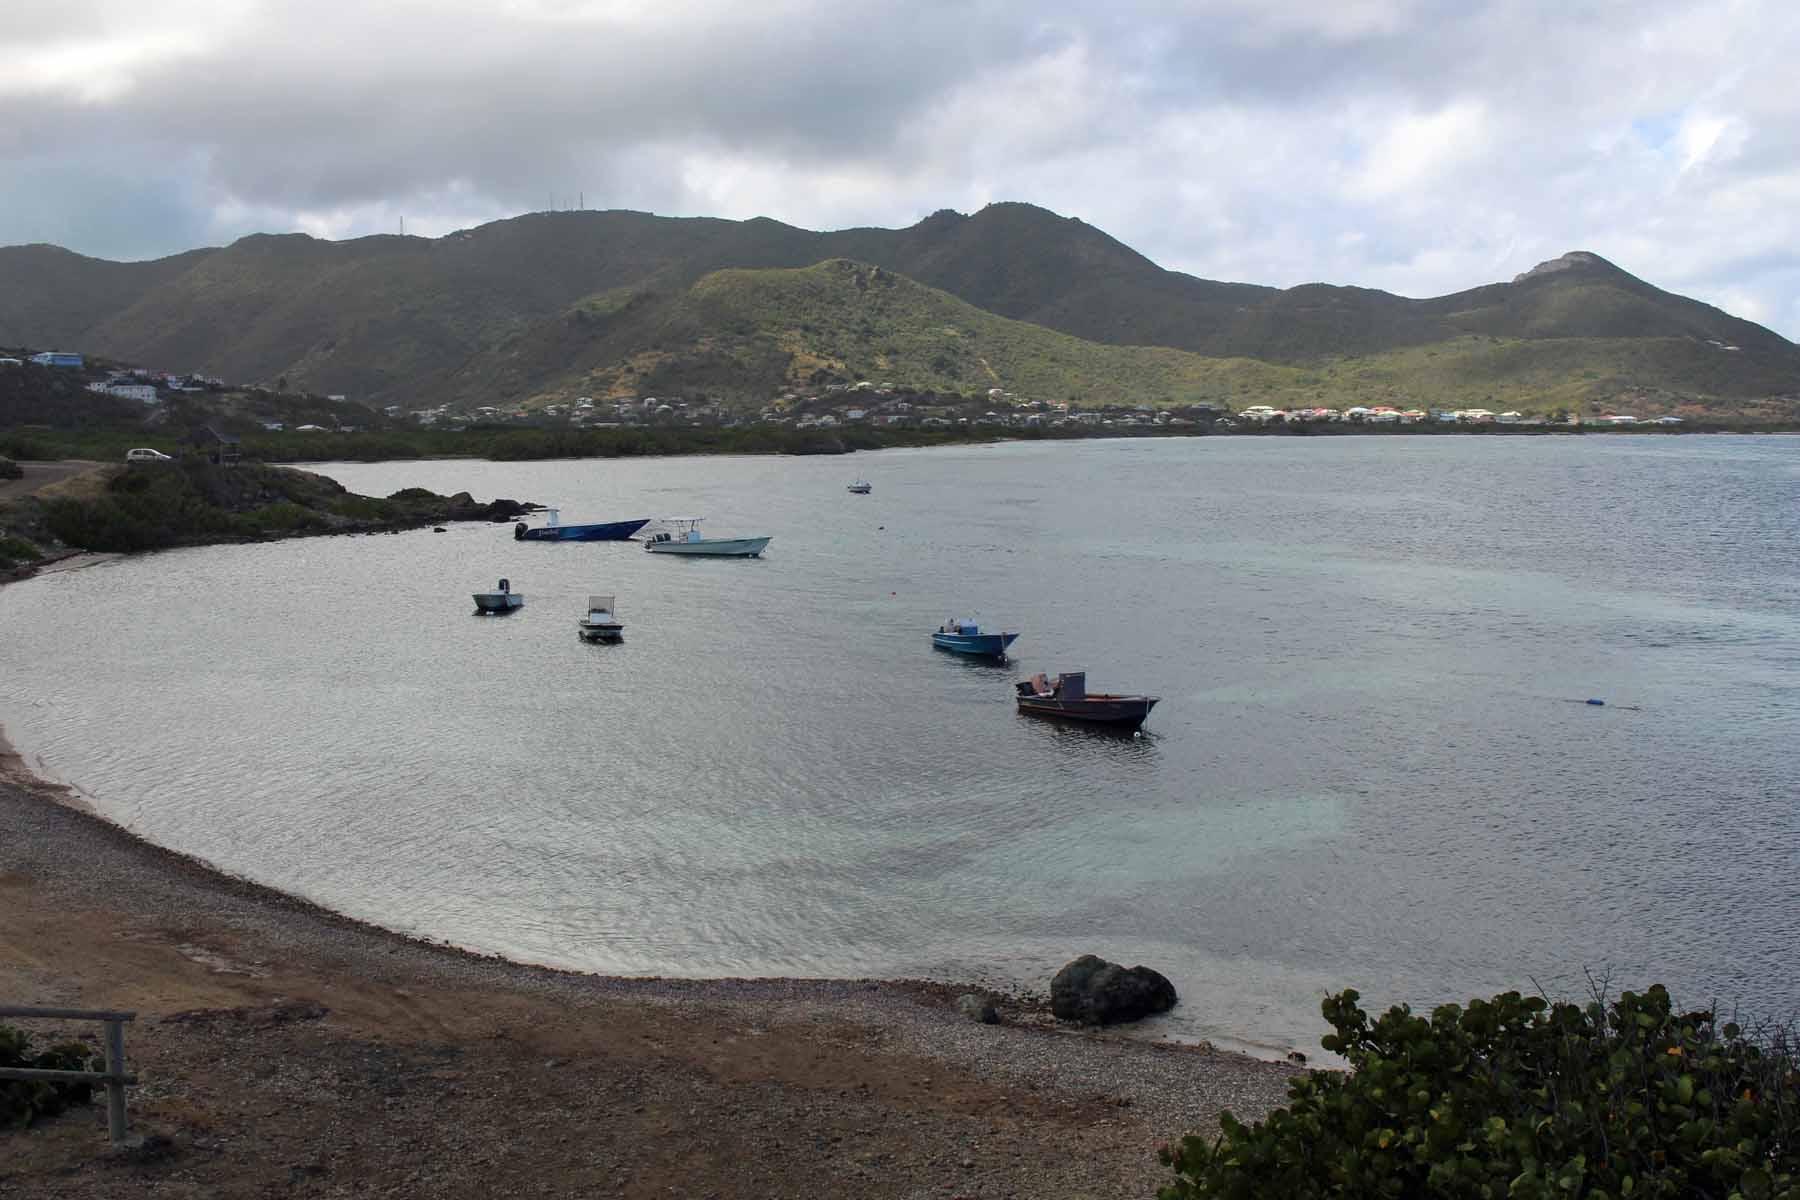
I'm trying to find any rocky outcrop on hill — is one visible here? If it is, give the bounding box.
[444,493,536,522]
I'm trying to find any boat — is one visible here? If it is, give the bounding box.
[1014,671,1158,729]
[513,509,650,542]
[472,578,523,613]
[644,519,771,558]
[932,618,1018,657]
[577,594,623,642]
[848,479,872,494]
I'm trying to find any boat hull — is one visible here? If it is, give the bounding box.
[1015,695,1158,729]
[577,621,623,642]
[646,536,771,557]
[516,518,649,542]
[472,593,523,613]
[932,631,1017,656]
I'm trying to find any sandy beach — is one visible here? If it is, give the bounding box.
[0,731,1299,1198]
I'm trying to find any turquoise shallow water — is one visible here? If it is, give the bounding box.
[2,435,1796,1056]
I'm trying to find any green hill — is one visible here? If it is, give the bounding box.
[1,204,1796,417]
[0,244,212,349]
[501,258,1301,406]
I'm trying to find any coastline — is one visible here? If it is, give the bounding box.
[0,725,1299,1196]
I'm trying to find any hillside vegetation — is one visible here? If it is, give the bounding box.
[0,460,523,556]
[501,261,1799,416]
[1,204,1796,417]
[511,259,1301,406]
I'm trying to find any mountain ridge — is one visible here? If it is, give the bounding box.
[1,203,1794,415]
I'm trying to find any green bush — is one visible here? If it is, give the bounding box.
[235,501,329,535]
[1161,986,1799,1200]
[0,534,42,571]
[1,1023,100,1129]
[327,494,397,521]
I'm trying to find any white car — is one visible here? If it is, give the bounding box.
[125,448,172,463]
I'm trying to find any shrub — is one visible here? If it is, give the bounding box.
[235,501,328,535]
[0,534,42,571]
[1160,985,1800,1200]
[0,1023,100,1129]
[328,494,397,521]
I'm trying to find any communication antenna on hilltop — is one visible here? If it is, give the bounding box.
[399,215,405,237]
[579,191,584,210]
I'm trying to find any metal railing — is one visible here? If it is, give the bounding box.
[0,1005,137,1145]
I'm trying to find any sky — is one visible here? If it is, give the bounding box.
[4,0,1799,339]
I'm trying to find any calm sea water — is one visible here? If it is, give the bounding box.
[2,436,1796,1056]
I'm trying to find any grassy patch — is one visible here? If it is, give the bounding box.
[0,533,42,571]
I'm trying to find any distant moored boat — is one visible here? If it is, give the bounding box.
[1014,671,1158,729]
[643,519,770,557]
[473,578,523,614]
[848,479,872,494]
[514,508,649,541]
[931,618,1018,657]
[577,594,624,642]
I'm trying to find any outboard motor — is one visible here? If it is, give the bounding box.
[513,521,527,540]
[498,578,510,593]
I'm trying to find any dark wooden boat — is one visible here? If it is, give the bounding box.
[1014,671,1158,729]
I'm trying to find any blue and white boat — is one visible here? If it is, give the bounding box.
[643,519,770,557]
[513,508,650,542]
[931,618,1018,657]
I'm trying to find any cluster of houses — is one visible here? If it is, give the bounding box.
[771,385,1217,431]
[1235,405,1682,427]
[398,382,1698,433]
[0,351,84,368]
[85,369,225,406]
[6,348,1697,435]
[396,395,718,427]
[1240,404,1516,424]
[5,347,228,407]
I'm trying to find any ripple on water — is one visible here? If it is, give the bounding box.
[1,435,1796,1055]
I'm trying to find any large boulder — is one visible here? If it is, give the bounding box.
[1050,955,1177,1025]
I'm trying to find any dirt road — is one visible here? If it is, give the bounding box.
[0,459,106,501]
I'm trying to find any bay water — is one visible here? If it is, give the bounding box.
[2,435,1795,1056]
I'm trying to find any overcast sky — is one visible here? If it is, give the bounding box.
[4,0,1797,338]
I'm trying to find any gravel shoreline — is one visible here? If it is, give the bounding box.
[1,729,1300,1197]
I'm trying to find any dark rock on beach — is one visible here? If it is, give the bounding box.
[956,993,1000,1024]
[1050,955,1178,1026]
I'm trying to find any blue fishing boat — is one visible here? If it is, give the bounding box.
[932,618,1018,657]
[514,509,650,541]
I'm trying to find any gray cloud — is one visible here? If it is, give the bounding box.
[2,0,1796,337]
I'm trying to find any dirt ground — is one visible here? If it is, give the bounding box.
[0,744,1299,1199]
